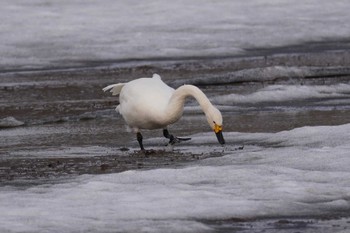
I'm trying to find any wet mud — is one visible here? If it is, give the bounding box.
[0,148,223,186]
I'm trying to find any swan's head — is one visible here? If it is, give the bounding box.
[206,106,225,145]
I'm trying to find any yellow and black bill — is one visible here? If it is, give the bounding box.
[214,124,225,145]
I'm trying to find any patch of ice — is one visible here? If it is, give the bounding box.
[1,124,350,232]
[213,83,350,105]
[0,117,24,128]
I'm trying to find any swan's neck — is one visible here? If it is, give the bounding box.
[164,85,212,125]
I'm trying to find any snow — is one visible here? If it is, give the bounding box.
[1,1,350,232]
[1,123,349,232]
[1,0,350,69]
[0,117,24,128]
[213,83,350,105]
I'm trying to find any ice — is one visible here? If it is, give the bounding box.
[0,117,24,128]
[1,0,350,69]
[213,83,350,105]
[1,1,350,231]
[1,124,349,232]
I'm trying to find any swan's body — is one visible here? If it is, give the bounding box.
[103,74,225,151]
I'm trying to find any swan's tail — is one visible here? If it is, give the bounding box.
[102,83,125,96]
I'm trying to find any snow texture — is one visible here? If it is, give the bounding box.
[1,124,349,232]
[1,0,350,69]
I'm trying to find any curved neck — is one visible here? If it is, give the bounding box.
[164,85,212,125]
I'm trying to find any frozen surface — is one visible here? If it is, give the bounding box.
[213,83,350,105]
[1,0,350,70]
[1,1,350,232]
[1,124,349,232]
[0,117,24,128]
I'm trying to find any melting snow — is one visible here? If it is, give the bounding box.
[1,124,349,232]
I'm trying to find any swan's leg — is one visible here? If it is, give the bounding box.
[136,132,145,151]
[136,131,156,155]
[163,129,191,145]
[163,129,175,144]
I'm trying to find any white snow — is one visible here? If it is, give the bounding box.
[1,123,349,232]
[1,0,350,69]
[213,83,350,105]
[1,1,350,232]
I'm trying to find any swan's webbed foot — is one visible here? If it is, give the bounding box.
[169,136,191,145]
[163,129,191,145]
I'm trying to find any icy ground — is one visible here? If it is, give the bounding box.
[1,0,350,232]
[1,0,350,70]
[0,123,350,232]
[1,58,350,232]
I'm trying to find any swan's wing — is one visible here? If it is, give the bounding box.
[102,83,125,96]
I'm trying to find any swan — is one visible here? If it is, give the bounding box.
[103,74,225,152]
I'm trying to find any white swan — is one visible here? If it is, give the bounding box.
[103,74,225,151]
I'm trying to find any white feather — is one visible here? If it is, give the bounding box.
[103,74,224,147]
[102,83,125,96]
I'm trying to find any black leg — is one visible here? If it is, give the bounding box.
[163,129,175,142]
[136,132,145,151]
[163,129,191,145]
